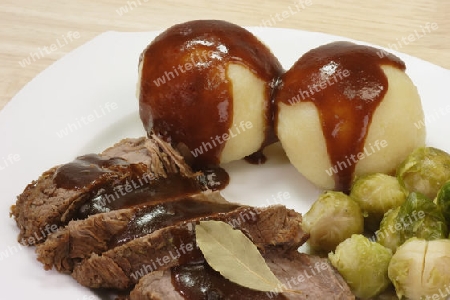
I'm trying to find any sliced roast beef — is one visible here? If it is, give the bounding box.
[10,134,354,299]
[264,250,355,299]
[130,250,355,300]
[36,192,238,273]
[72,205,307,290]
[101,136,193,176]
[36,209,135,273]
[11,136,203,245]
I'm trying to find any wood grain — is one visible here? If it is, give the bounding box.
[0,0,448,111]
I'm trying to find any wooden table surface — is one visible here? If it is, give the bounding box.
[1,0,449,112]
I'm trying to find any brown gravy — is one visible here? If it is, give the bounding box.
[110,198,240,247]
[277,42,405,191]
[53,153,230,220]
[196,165,230,190]
[171,261,287,300]
[76,175,202,218]
[53,154,138,190]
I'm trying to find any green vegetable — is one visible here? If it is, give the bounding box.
[397,147,450,199]
[376,207,403,252]
[388,238,450,300]
[302,191,363,252]
[436,180,450,225]
[329,234,393,299]
[350,173,407,231]
[398,192,448,241]
[376,192,448,252]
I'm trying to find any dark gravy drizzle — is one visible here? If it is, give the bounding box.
[77,175,203,218]
[196,165,230,190]
[277,42,405,191]
[53,154,230,220]
[110,198,240,247]
[171,261,287,300]
[139,20,282,166]
[244,150,267,164]
[53,154,136,190]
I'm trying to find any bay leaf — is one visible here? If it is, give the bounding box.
[195,220,284,292]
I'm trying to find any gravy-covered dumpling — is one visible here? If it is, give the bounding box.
[138,20,282,166]
[274,42,425,191]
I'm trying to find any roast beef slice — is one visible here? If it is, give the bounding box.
[36,209,135,273]
[129,251,355,300]
[265,250,355,299]
[11,136,196,244]
[36,192,232,273]
[72,205,307,290]
[101,136,194,177]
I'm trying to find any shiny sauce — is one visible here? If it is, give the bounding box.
[196,165,230,190]
[77,175,202,218]
[110,198,240,247]
[53,153,230,220]
[139,20,282,166]
[171,261,287,300]
[277,42,405,191]
[53,154,138,190]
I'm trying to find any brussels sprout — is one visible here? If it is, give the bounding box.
[329,234,393,299]
[376,192,448,252]
[397,147,450,199]
[350,173,407,231]
[388,238,450,300]
[398,192,448,241]
[302,191,363,252]
[376,207,403,252]
[436,180,450,224]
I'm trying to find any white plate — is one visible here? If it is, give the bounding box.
[1,28,449,299]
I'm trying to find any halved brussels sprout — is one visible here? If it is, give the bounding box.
[302,191,364,252]
[350,173,407,231]
[388,238,450,300]
[329,234,393,299]
[397,147,450,199]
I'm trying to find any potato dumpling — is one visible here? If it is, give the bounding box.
[138,20,282,166]
[275,42,425,191]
